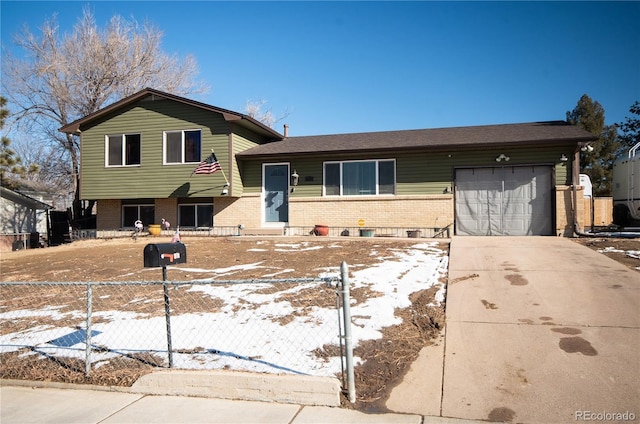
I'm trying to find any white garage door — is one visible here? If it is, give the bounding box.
[455,166,553,236]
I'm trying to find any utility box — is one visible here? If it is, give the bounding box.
[143,243,187,268]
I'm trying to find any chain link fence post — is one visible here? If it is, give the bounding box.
[336,288,345,389]
[162,266,174,368]
[85,283,92,377]
[340,261,356,403]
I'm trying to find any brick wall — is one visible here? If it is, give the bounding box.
[99,190,581,237]
[212,194,454,230]
[215,191,581,237]
[155,198,177,228]
[97,199,121,230]
[289,195,454,229]
[214,194,262,228]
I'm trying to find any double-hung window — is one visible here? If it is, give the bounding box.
[106,134,141,166]
[324,159,395,196]
[164,129,201,164]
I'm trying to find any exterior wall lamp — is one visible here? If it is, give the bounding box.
[290,170,299,191]
[560,154,569,162]
[496,154,510,162]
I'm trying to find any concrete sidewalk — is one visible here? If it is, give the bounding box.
[0,383,478,424]
[438,237,639,423]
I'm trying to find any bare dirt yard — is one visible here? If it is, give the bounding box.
[572,237,640,272]
[0,236,448,412]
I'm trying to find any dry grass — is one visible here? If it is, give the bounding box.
[0,236,449,412]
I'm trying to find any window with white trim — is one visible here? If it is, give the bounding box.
[106,134,141,166]
[323,159,396,196]
[179,203,213,228]
[164,129,201,164]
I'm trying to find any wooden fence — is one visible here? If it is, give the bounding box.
[582,197,613,228]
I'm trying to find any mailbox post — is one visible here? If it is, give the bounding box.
[143,243,187,367]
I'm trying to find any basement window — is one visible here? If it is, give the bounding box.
[122,204,154,228]
[179,203,213,228]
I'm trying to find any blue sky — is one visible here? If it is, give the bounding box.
[2,1,639,136]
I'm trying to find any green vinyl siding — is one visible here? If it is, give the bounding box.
[80,99,230,199]
[231,127,272,196]
[441,146,572,185]
[240,159,265,194]
[284,159,323,197]
[238,144,574,198]
[397,146,572,194]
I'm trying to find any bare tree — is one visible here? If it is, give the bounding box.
[245,99,291,129]
[10,135,72,206]
[2,7,207,224]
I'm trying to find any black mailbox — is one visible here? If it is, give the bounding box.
[144,243,187,268]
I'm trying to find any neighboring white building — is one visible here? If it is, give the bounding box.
[1,185,53,251]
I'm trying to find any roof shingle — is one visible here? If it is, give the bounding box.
[236,121,596,158]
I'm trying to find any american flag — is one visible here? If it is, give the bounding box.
[192,152,222,175]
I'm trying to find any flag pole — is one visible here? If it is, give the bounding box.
[211,149,230,187]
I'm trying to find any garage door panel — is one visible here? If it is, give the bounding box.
[456,169,500,236]
[503,203,527,214]
[456,198,491,236]
[455,166,552,236]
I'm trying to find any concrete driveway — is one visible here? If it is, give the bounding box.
[387,236,639,423]
[443,236,639,423]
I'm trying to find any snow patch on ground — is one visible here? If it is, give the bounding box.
[0,242,448,377]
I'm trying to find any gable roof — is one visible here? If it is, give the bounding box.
[236,121,597,159]
[59,88,284,141]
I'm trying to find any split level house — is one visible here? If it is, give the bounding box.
[60,88,597,237]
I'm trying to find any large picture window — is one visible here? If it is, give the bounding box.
[324,160,395,196]
[164,130,201,164]
[106,134,141,166]
[179,203,213,228]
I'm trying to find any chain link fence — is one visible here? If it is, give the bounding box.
[69,225,451,241]
[0,270,355,397]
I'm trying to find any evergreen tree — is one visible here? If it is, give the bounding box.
[617,101,640,151]
[0,96,40,188]
[566,94,620,196]
[0,96,23,187]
